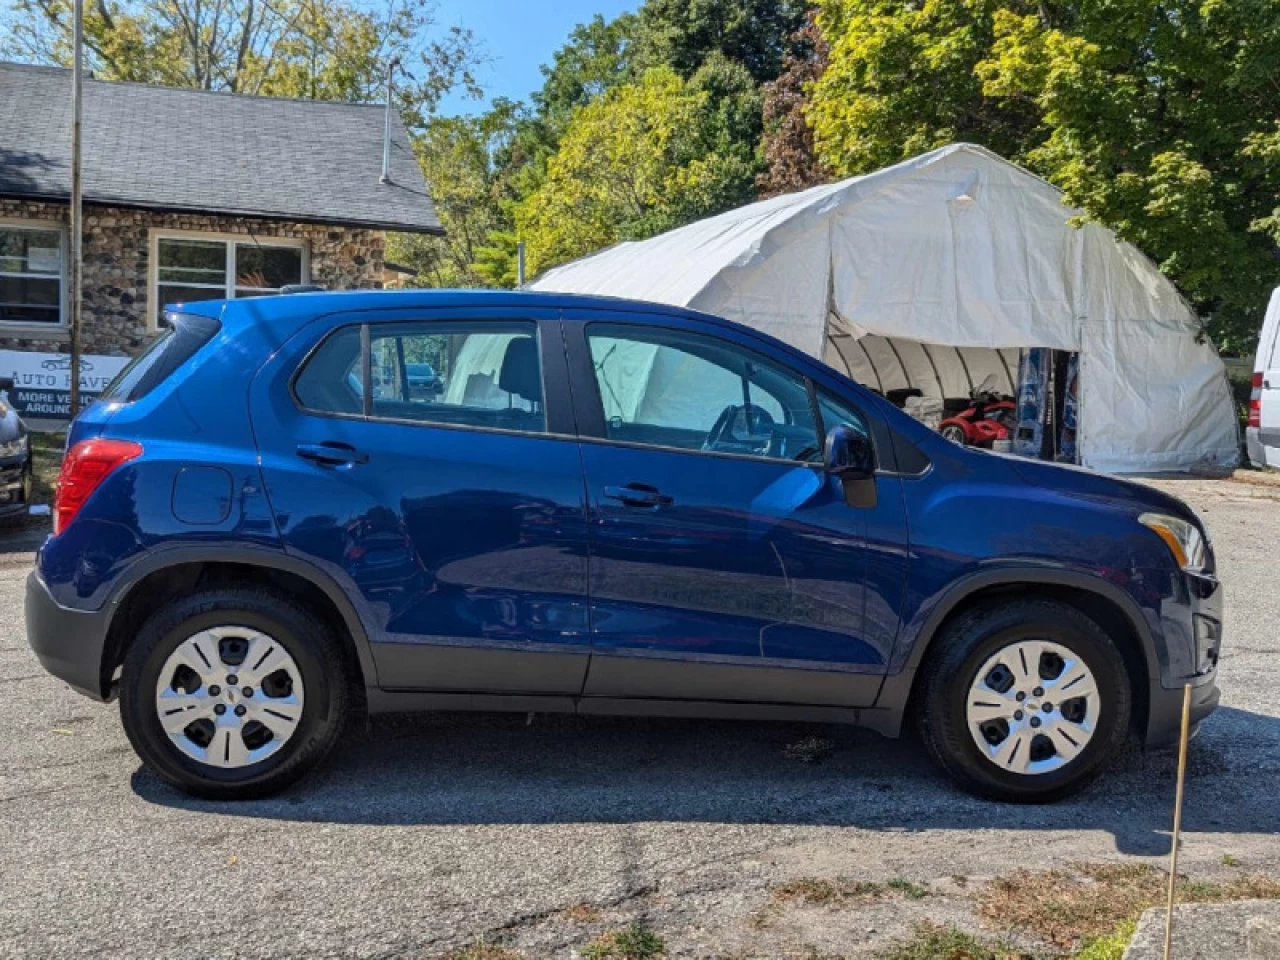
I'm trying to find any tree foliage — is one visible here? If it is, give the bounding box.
[811,0,1280,352]
[2,0,481,116]
[757,8,830,197]
[514,65,759,277]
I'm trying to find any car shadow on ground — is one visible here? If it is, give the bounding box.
[131,705,1279,855]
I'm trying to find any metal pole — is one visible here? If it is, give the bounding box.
[516,241,526,287]
[379,58,398,184]
[1162,683,1194,960]
[68,0,84,414]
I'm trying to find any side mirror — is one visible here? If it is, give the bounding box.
[824,424,874,477]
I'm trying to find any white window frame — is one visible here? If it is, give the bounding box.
[0,217,68,333]
[148,229,309,331]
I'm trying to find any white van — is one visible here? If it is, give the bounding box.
[1248,287,1280,469]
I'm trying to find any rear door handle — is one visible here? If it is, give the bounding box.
[603,484,673,508]
[296,442,369,466]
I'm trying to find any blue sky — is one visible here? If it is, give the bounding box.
[431,0,638,115]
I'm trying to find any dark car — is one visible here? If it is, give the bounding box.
[25,291,1222,802]
[0,377,33,521]
[405,362,445,398]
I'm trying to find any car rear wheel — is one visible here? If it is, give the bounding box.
[120,587,349,799]
[917,599,1131,803]
[940,424,968,445]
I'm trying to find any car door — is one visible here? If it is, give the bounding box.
[249,306,592,695]
[564,313,903,708]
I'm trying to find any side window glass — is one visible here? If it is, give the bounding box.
[587,324,819,462]
[294,326,362,415]
[368,322,545,433]
[816,390,876,467]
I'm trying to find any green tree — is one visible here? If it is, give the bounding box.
[637,0,808,84]
[387,100,526,288]
[810,0,1280,352]
[514,66,760,277]
[2,0,481,117]
[534,12,640,135]
[977,1,1280,352]
[808,0,1040,175]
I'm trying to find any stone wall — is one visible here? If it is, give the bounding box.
[0,198,385,356]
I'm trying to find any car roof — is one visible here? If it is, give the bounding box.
[178,288,721,327]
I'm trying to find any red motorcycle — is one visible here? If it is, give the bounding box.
[939,378,1016,448]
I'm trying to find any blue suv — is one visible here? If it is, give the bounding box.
[26,291,1222,801]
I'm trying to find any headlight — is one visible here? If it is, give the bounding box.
[0,435,27,459]
[1139,512,1208,573]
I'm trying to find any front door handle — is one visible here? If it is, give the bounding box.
[296,442,369,466]
[603,483,673,508]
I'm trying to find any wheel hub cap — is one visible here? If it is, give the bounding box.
[154,626,305,770]
[965,639,1100,776]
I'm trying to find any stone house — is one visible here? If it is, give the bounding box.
[0,61,442,359]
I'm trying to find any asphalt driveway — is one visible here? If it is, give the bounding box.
[2,476,1279,959]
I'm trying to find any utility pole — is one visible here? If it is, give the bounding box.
[68,0,84,414]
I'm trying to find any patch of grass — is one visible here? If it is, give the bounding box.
[1222,854,1240,868]
[877,922,1037,960]
[772,876,929,907]
[771,877,887,906]
[1071,921,1136,960]
[979,862,1280,948]
[783,735,835,764]
[582,923,666,960]
[888,877,930,900]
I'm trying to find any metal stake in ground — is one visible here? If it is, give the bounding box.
[1162,683,1193,960]
[68,0,84,414]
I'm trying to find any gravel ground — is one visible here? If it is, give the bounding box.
[1,476,1278,959]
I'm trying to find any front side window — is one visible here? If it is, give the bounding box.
[154,235,304,326]
[587,324,821,462]
[0,225,63,325]
[294,321,546,435]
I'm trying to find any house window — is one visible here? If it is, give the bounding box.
[0,224,64,326]
[153,234,305,326]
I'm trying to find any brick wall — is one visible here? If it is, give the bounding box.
[0,198,386,356]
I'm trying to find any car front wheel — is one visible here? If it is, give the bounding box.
[917,598,1131,802]
[120,587,349,799]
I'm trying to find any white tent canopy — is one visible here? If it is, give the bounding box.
[530,143,1239,473]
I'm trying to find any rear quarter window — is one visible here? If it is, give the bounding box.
[100,312,221,403]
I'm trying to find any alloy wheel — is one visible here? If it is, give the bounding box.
[154,626,305,769]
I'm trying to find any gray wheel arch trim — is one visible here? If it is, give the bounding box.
[104,544,380,692]
[873,566,1160,735]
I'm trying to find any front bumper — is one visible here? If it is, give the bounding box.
[25,571,113,701]
[1144,569,1222,747]
[0,452,30,515]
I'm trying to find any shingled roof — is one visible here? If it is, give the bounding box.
[0,61,442,234]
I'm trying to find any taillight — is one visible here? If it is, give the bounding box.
[1248,371,1263,429]
[53,439,143,535]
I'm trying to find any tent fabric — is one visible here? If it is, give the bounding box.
[530,143,1239,473]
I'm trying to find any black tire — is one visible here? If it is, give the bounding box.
[120,587,349,800]
[940,424,968,446]
[916,599,1131,803]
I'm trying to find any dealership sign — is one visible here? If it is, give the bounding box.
[0,350,131,420]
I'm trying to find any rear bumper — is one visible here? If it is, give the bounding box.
[25,570,112,701]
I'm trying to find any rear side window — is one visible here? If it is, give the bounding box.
[100,311,220,403]
[293,320,546,435]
